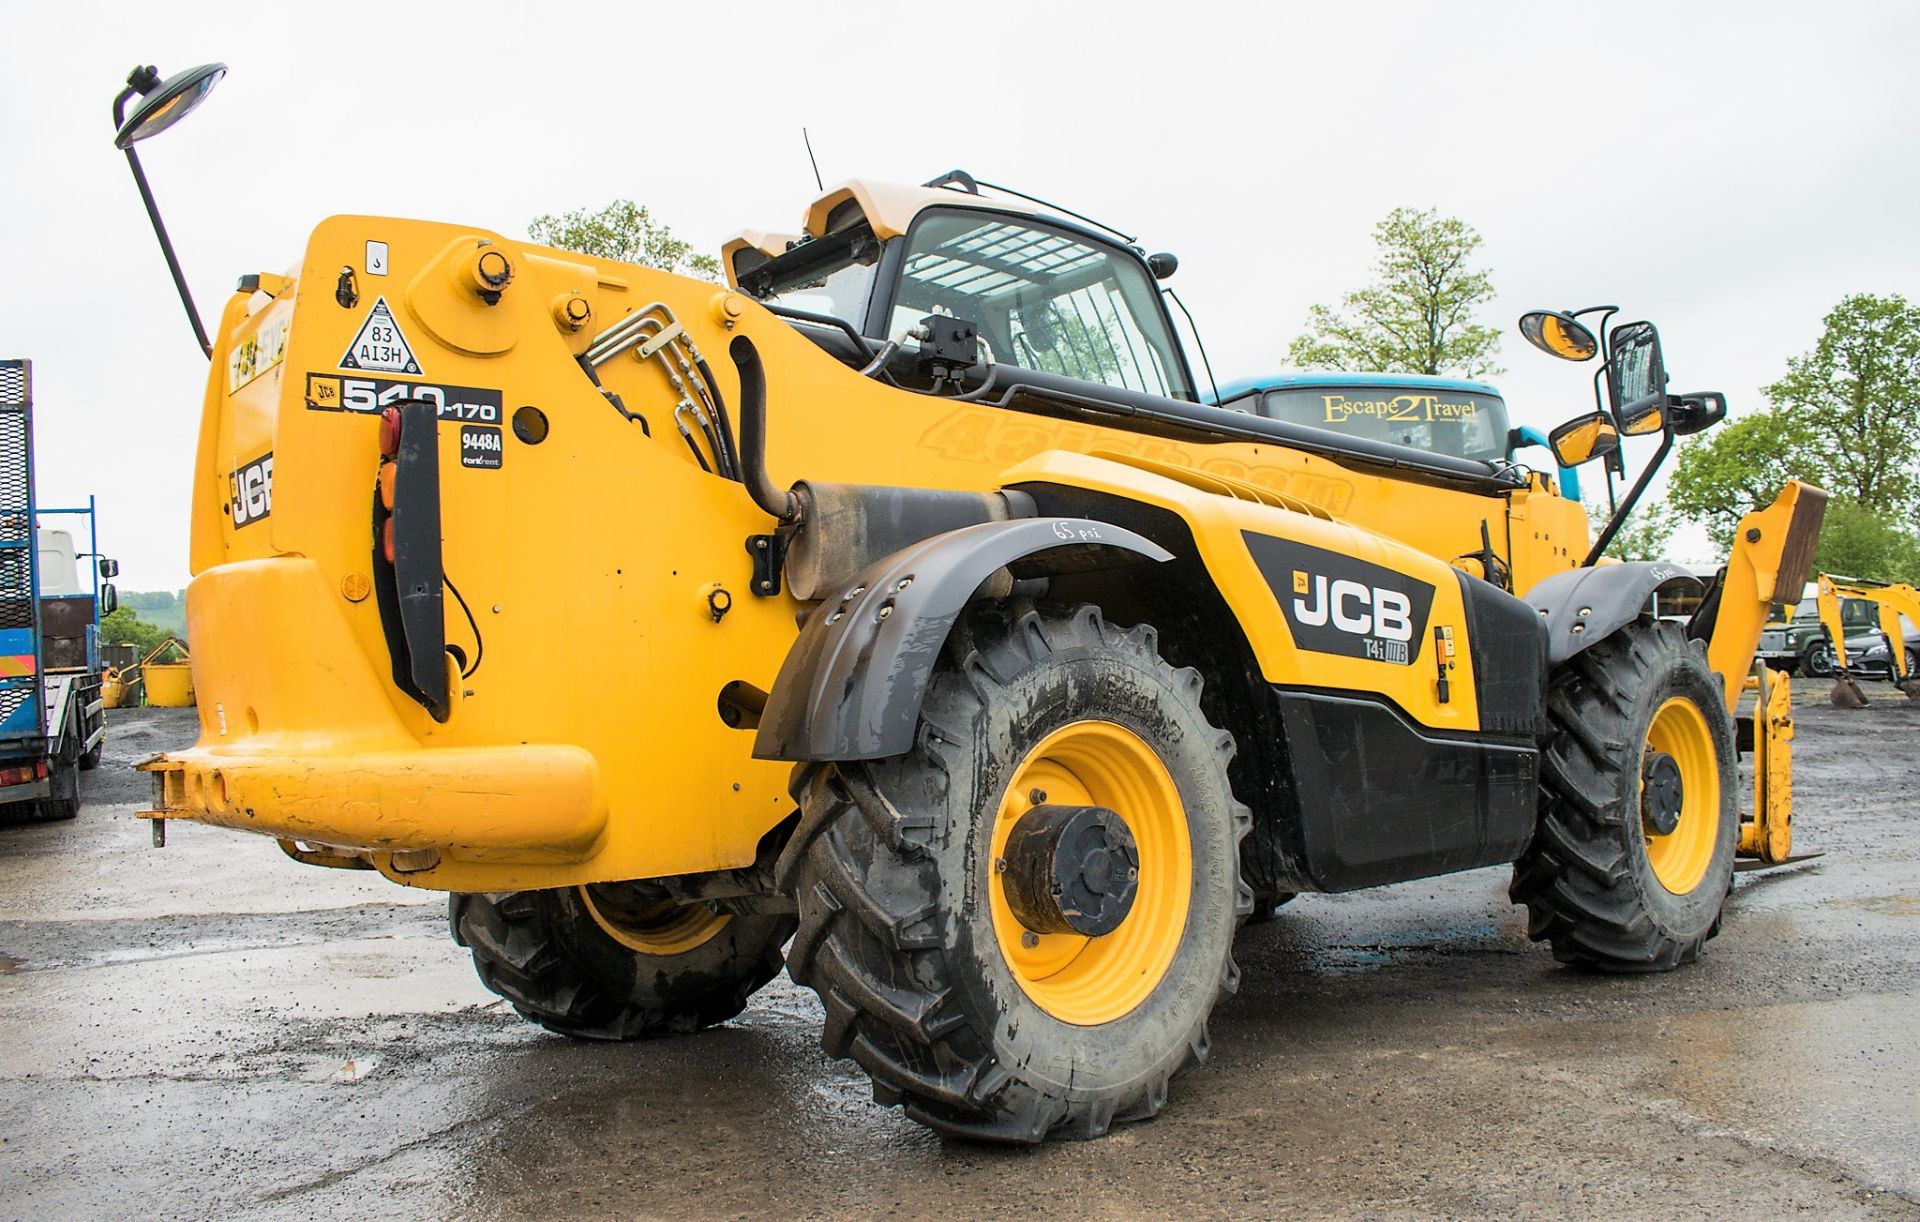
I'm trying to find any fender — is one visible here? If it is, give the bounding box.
[754,517,1171,762]
[1523,562,1703,665]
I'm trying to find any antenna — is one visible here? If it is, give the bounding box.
[802,128,823,192]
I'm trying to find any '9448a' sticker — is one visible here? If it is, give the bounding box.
[305,373,501,423]
[460,425,503,469]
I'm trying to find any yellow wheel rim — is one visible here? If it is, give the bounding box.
[1642,697,1720,894]
[989,720,1190,1026]
[579,887,730,956]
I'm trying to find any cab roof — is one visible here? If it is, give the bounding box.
[722,177,1052,288]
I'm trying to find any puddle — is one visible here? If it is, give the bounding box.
[1829,894,1920,917]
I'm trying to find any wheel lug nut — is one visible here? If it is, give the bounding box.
[1028,788,1047,805]
[1021,931,1039,949]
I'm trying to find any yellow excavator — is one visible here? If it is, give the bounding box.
[1817,574,1920,707]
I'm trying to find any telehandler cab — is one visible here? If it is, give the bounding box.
[119,63,1824,1142]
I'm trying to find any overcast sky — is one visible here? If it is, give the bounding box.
[4,1,1916,589]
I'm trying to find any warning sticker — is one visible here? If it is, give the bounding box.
[228,312,290,394]
[339,296,421,375]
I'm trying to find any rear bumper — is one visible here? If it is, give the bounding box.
[137,556,609,863]
[141,744,605,860]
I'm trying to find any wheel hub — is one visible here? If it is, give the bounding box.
[1000,804,1140,937]
[1641,750,1684,837]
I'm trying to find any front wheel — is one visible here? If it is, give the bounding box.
[784,601,1250,1142]
[451,887,794,1039]
[1510,621,1737,972]
[1803,638,1835,678]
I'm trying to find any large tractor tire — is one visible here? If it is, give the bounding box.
[1510,621,1737,972]
[783,602,1251,1143]
[451,887,794,1040]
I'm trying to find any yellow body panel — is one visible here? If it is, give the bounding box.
[143,213,1724,894]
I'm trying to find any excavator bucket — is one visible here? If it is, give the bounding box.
[1829,677,1869,708]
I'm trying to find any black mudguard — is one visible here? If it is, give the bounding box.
[754,517,1171,762]
[1524,562,1703,665]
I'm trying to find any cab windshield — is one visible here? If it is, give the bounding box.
[1257,385,1510,463]
[887,209,1194,400]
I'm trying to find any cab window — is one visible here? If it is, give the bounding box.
[1259,386,1510,463]
[888,210,1192,400]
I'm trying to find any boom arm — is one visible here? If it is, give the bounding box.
[1703,482,1827,711]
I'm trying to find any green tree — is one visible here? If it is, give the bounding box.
[1588,500,1679,561]
[1765,294,1920,515]
[1289,207,1502,379]
[529,200,721,281]
[1668,411,1817,549]
[1666,293,1920,556]
[100,607,167,656]
[1812,499,1920,582]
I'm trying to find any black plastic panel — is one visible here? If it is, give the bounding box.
[1276,689,1538,892]
[1454,571,1548,737]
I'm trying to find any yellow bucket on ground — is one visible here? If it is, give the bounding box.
[102,668,135,709]
[144,664,194,707]
[138,638,195,707]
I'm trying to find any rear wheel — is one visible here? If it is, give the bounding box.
[1242,890,1298,926]
[1510,621,1737,972]
[783,602,1250,1143]
[451,886,794,1039]
[31,758,79,822]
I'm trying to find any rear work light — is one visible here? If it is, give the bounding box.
[378,406,402,456]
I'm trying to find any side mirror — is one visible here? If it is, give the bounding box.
[1518,310,1599,362]
[1618,392,1667,437]
[1146,252,1179,280]
[1606,320,1666,419]
[98,558,120,579]
[1668,390,1727,436]
[100,584,119,616]
[1547,412,1621,467]
[113,63,227,149]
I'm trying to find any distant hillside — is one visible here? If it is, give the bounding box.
[120,590,186,636]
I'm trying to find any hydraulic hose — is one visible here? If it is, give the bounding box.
[729,336,800,523]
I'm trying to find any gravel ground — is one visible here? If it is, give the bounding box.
[0,693,1915,1220]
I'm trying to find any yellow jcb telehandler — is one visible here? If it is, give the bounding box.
[1816,573,1920,707]
[115,63,1822,1142]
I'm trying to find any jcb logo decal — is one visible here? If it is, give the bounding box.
[230,452,273,528]
[1243,533,1433,667]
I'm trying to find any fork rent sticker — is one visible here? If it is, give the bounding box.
[339,296,421,375]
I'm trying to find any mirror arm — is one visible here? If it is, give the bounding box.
[1583,428,1673,566]
[121,143,211,359]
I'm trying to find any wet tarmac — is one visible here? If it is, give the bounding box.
[2,694,1916,1220]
